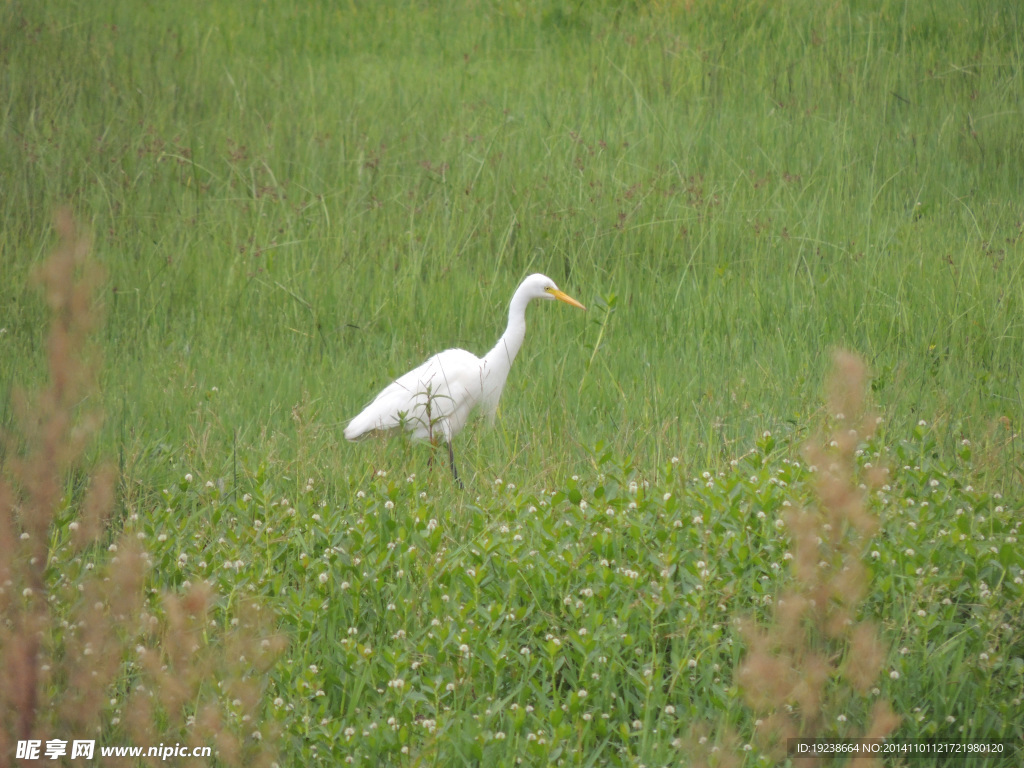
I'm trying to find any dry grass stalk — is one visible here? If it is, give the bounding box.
[1,208,103,762]
[736,351,900,766]
[1,209,286,768]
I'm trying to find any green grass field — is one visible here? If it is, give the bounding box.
[3,1,1023,765]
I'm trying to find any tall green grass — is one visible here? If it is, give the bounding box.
[3,0,1022,495]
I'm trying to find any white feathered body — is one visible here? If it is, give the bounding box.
[343,345,513,443]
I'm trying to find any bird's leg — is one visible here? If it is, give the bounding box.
[447,441,464,489]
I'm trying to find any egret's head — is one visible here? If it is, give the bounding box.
[524,273,586,310]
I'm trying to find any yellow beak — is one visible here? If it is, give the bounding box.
[547,287,586,310]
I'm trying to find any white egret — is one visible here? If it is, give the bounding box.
[344,273,586,484]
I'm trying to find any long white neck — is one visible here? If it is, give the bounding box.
[483,283,532,374]
[476,282,538,418]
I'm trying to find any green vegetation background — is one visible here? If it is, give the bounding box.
[2,1,1023,765]
[4,0,1022,493]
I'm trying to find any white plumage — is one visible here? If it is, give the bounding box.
[344,273,585,483]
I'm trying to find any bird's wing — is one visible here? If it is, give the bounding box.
[343,349,485,442]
